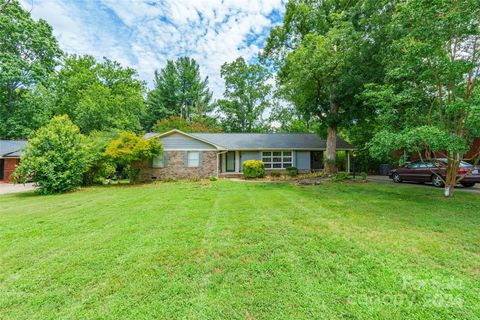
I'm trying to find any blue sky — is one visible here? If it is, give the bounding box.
[21,0,286,97]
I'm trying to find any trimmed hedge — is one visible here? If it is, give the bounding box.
[243,160,265,178]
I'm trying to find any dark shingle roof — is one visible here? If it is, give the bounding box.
[0,140,28,157]
[190,133,354,150]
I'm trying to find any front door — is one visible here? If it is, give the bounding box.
[311,151,323,170]
[0,159,4,181]
[226,151,235,172]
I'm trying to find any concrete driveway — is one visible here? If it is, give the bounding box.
[368,175,480,194]
[0,183,36,195]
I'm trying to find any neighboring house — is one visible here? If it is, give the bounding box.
[137,129,355,181]
[0,140,28,182]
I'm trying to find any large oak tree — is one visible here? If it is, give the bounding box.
[263,0,391,172]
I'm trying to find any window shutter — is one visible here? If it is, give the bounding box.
[184,151,188,167]
[164,152,168,167]
[199,151,203,166]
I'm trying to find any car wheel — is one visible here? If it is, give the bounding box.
[460,182,475,188]
[392,173,402,183]
[431,175,444,188]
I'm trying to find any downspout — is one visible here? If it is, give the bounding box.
[216,150,228,178]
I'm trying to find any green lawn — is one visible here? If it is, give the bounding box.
[1,181,479,319]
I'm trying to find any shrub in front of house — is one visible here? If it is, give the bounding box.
[332,171,351,182]
[243,160,265,179]
[13,115,90,194]
[360,172,367,181]
[270,170,282,177]
[286,167,299,177]
[104,131,163,183]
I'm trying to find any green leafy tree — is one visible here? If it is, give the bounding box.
[145,57,213,128]
[367,0,480,197]
[104,132,163,183]
[263,0,391,173]
[269,102,319,133]
[0,1,12,13]
[53,55,146,134]
[217,57,272,132]
[2,84,57,138]
[146,62,178,123]
[154,116,223,133]
[82,130,118,186]
[0,0,61,137]
[14,115,89,194]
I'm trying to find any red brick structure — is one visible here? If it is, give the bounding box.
[465,137,480,160]
[1,140,28,183]
[1,158,20,182]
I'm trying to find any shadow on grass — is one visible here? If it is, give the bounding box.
[6,190,39,199]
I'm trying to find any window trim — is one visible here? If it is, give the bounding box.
[187,151,200,167]
[152,153,165,168]
[261,150,294,169]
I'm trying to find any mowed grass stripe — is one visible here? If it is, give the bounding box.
[0,180,479,319]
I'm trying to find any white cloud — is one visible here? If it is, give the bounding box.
[21,0,285,98]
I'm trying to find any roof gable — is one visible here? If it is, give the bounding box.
[147,129,225,150]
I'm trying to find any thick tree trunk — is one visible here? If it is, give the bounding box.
[325,95,338,174]
[444,156,460,198]
[325,125,337,174]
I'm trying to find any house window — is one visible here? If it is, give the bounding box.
[262,151,293,169]
[152,153,164,168]
[187,151,200,167]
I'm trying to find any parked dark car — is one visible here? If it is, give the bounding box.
[388,160,480,188]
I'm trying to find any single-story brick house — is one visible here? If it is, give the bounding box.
[136,129,355,181]
[0,140,28,182]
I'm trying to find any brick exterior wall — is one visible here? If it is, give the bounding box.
[134,151,218,181]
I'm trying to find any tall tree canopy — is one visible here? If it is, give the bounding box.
[0,0,61,138]
[269,102,319,133]
[154,116,222,133]
[367,0,480,197]
[145,57,213,129]
[51,55,146,134]
[217,57,272,132]
[263,0,391,172]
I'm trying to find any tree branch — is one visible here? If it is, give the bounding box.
[0,0,12,13]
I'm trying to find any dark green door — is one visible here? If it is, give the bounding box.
[226,151,235,172]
